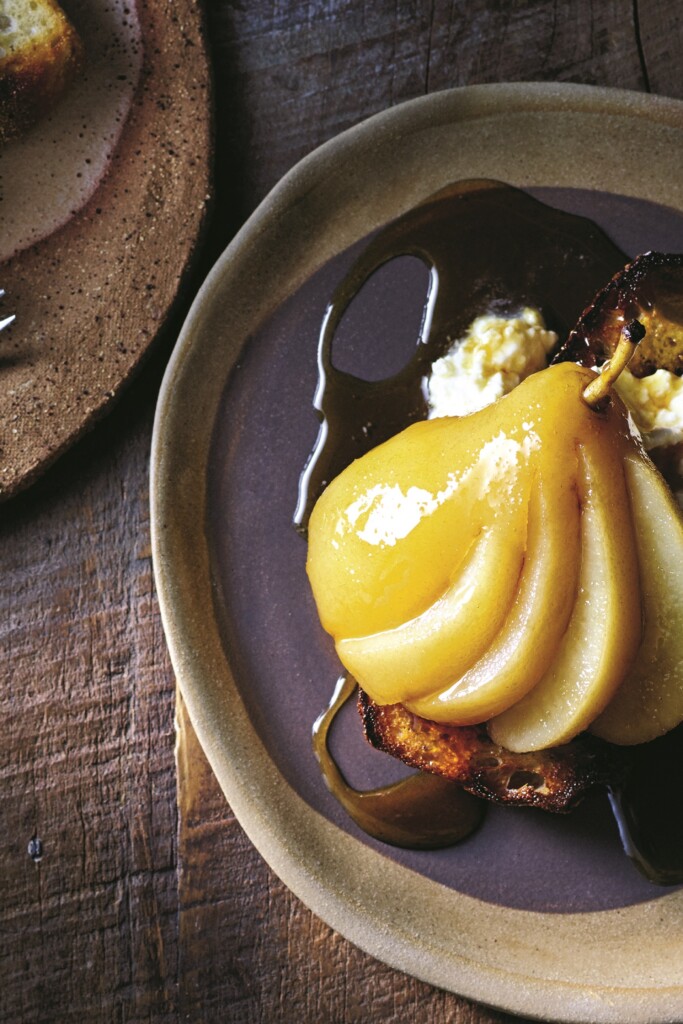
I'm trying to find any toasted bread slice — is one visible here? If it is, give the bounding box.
[359,691,624,813]
[0,0,83,141]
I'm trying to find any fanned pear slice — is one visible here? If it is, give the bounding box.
[307,362,641,721]
[336,502,526,705]
[306,414,526,639]
[592,453,683,745]
[406,465,581,725]
[489,446,641,752]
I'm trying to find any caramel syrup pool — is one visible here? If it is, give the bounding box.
[300,179,683,883]
[313,674,484,849]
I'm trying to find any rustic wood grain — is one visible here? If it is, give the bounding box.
[637,0,683,98]
[206,0,652,216]
[0,353,179,1023]
[2,1,682,1022]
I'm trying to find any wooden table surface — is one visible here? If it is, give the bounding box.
[2,2,682,1021]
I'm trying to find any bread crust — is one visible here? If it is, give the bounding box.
[359,690,625,813]
[0,4,83,141]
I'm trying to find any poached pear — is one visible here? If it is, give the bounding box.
[591,453,683,744]
[307,359,650,735]
[488,444,641,751]
[307,306,683,752]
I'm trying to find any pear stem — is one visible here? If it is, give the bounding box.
[582,319,646,409]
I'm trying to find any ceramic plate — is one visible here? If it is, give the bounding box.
[151,84,683,1023]
[0,0,210,499]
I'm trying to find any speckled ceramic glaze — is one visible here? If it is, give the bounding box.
[0,0,210,499]
[151,85,683,1023]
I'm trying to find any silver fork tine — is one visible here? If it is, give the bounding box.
[0,290,14,331]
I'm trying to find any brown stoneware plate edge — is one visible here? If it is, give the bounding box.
[0,0,212,500]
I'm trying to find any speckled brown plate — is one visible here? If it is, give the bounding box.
[151,85,683,1023]
[0,0,210,499]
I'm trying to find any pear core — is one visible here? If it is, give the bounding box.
[306,360,683,749]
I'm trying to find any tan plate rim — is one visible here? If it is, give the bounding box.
[151,83,683,1023]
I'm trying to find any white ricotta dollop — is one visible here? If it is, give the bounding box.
[609,367,683,450]
[427,308,558,419]
[427,308,683,454]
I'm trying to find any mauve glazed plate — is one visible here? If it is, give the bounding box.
[151,85,683,1023]
[0,0,210,499]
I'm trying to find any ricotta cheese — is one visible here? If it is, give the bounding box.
[609,366,683,450]
[427,307,683,452]
[427,308,558,419]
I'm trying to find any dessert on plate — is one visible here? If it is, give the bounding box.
[301,182,683,875]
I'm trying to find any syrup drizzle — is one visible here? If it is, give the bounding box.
[295,178,625,532]
[313,674,484,849]
[609,725,683,885]
[302,180,683,882]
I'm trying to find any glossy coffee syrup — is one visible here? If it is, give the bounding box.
[312,674,484,849]
[301,179,683,882]
[294,178,626,530]
[609,726,683,885]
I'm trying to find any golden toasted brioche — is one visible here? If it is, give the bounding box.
[359,691,624,813]
[0,0,83,141]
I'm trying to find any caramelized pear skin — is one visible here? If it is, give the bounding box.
[555,252,683,377]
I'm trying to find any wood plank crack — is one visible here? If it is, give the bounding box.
[632,0,652,91]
